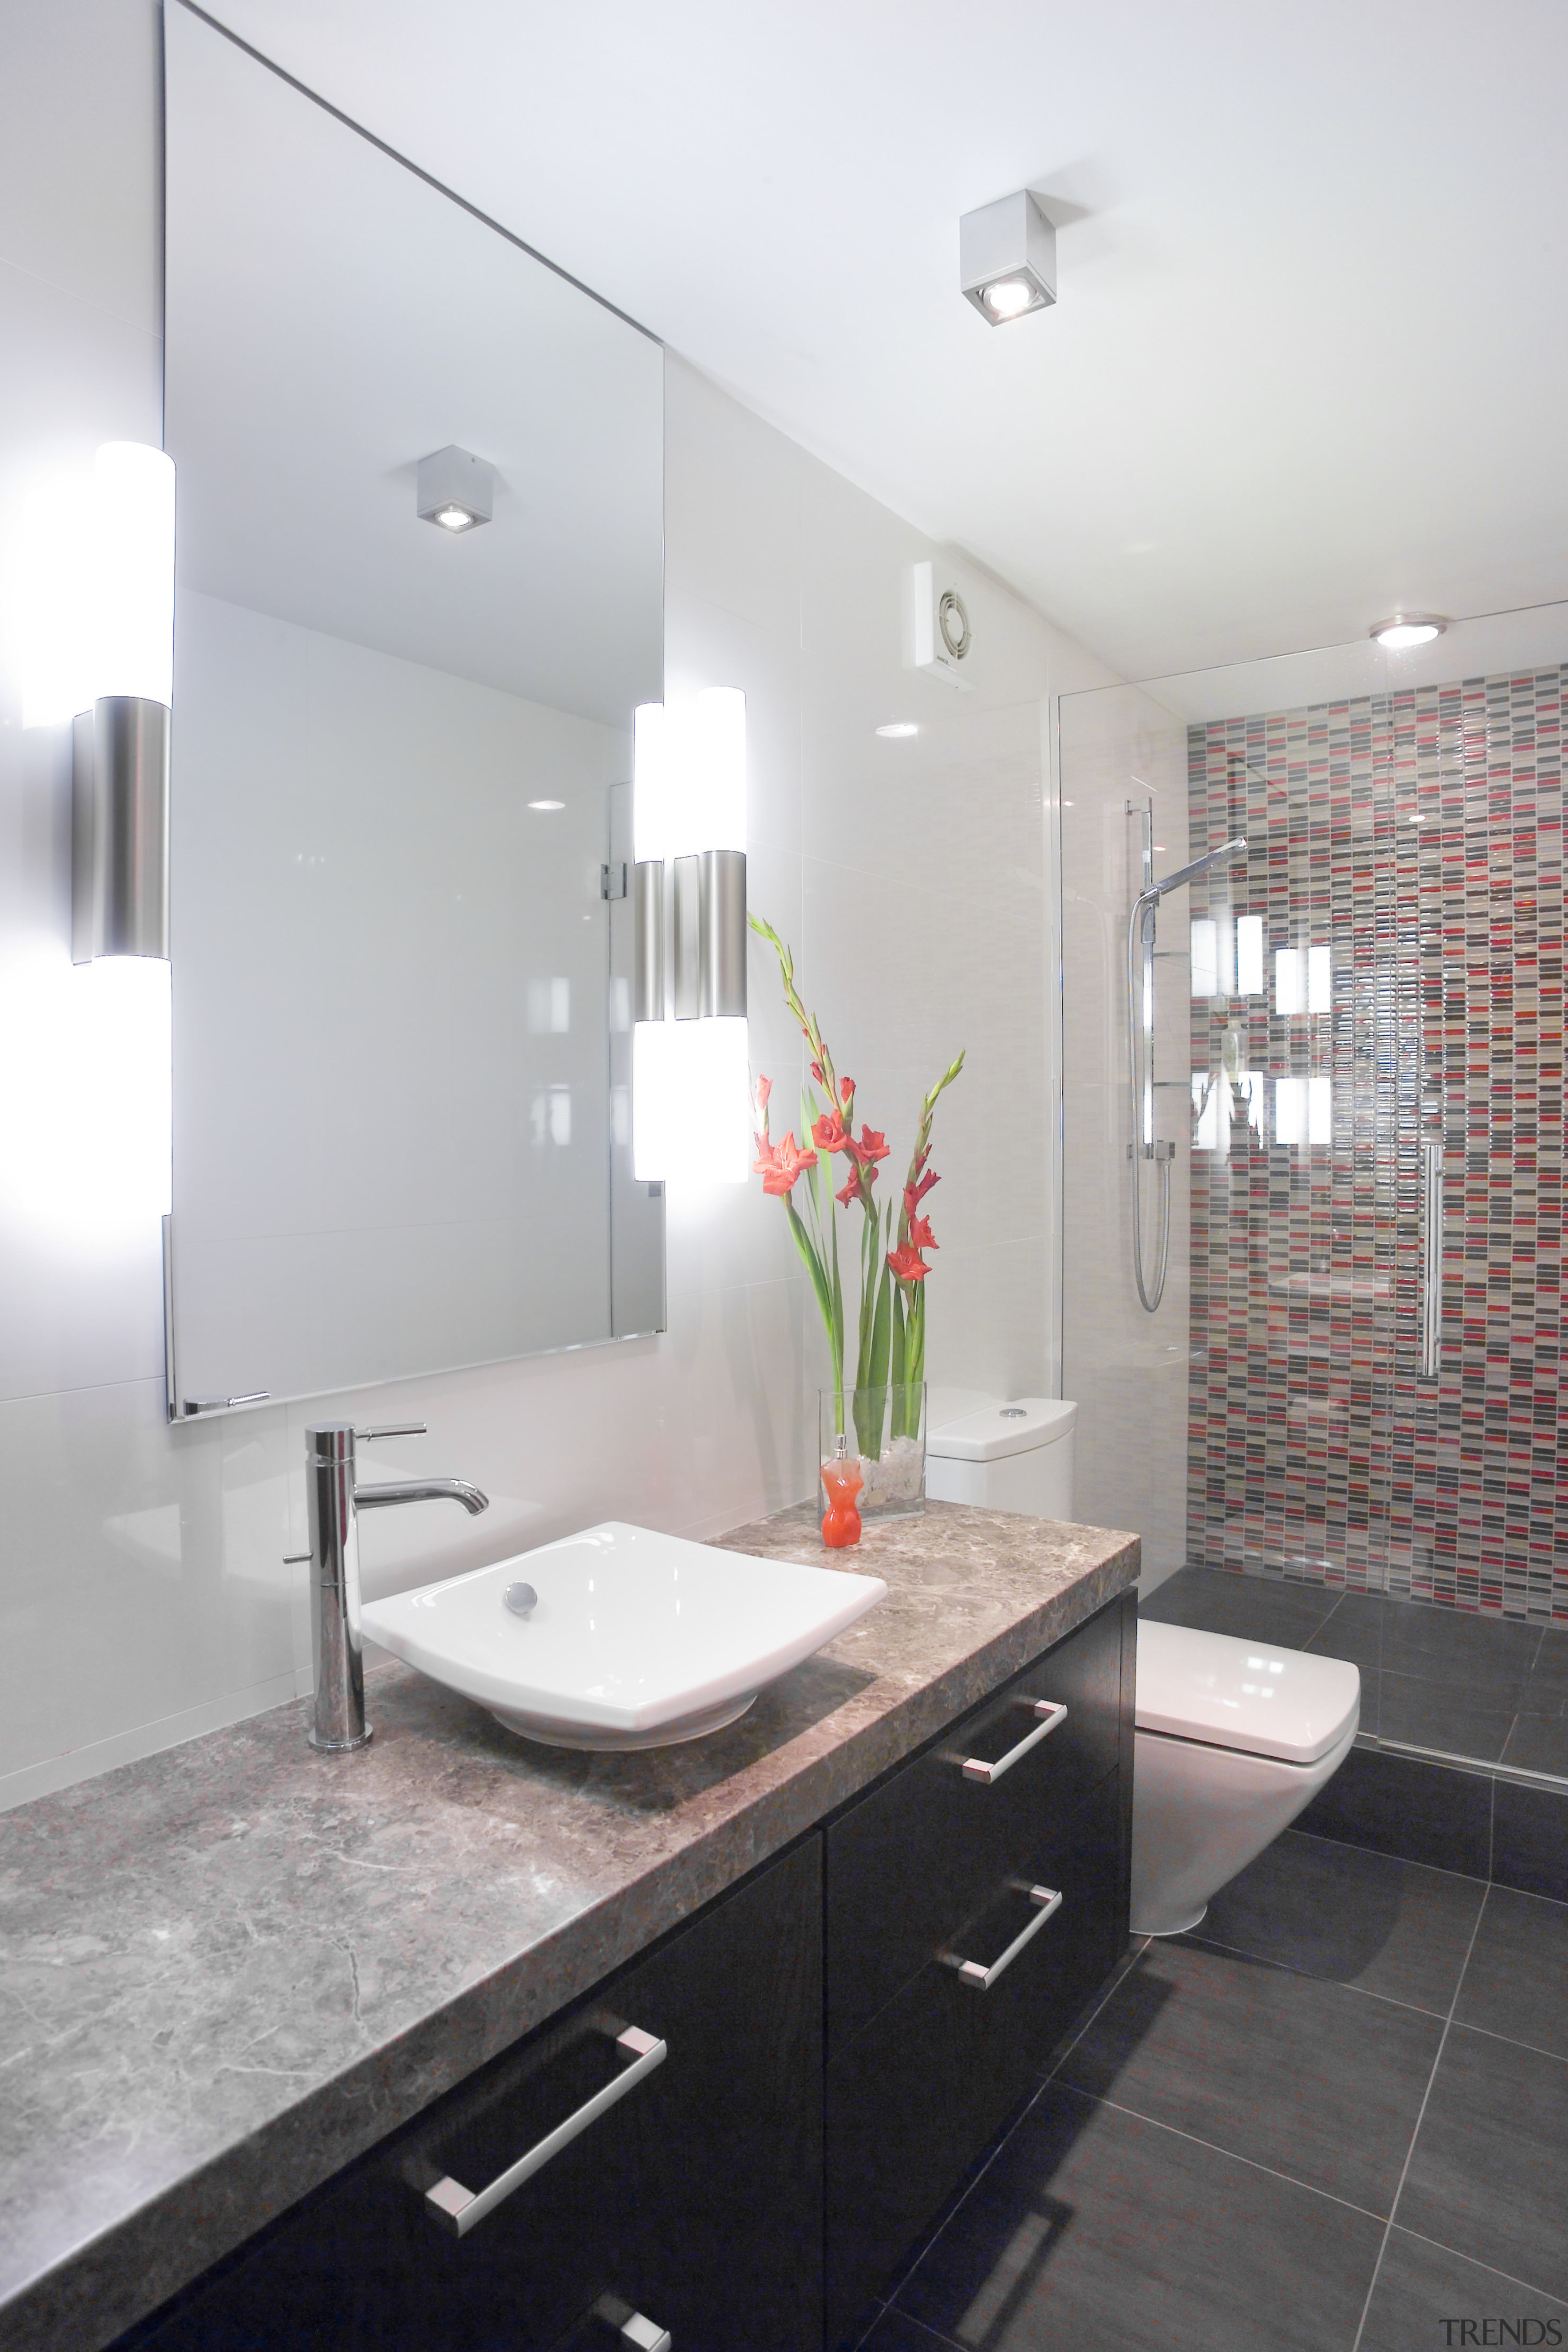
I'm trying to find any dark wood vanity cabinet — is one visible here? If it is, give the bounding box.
[126,1837,823,2352]
[116,1593,1133,2352]
[823,1594,1134,2346]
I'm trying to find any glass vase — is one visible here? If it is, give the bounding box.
[818,1382,927,1528]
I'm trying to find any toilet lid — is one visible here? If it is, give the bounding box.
[1136,1620,1360,1764]
[927,1396,1077,1463]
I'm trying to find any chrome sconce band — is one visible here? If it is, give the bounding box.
[656,849,747,1021]
[672,853,701,1020]
[632,859,665,1023]
[72,693,171,962]
[699,848,747,1019]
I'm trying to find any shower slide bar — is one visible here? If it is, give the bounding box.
[1420,1139,1443,1379]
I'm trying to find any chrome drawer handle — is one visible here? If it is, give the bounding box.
[944,1884,1063,1991]
[594,2292,674,2351]
[959,1698,1068,1784]
[424,2025,666,2239]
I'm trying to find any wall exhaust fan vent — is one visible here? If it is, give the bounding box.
[907,561,975,688]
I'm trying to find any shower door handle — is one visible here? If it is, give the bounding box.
[1420,1140,1443,1381]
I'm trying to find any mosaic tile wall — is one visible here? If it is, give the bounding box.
[1186,667,1566,1625]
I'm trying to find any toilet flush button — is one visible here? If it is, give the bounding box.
[1000,1408,1027,1419]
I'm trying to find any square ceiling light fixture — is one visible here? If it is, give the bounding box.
[417,444,496,532]
[960,190,1057,325]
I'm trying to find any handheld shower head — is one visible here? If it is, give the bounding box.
[1149,836,1248,900]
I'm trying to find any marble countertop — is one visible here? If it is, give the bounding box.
[0,1500,1137,2351]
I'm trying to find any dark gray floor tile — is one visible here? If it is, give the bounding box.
[1058,1935,1441,2214]
[858,2306,956,2351]
[1359,2228,1567,2352]
[1501,1711,1568,1778]
[1305,1592,1386,1669]
[1455,1885,1568,2060]
[1396,2025,1568,2302]
[1491,1778,1568,1903]
[1376,1602,1540,1698]
[1296,1745,1493,1879]
[1525,1624,1568,1705]
[1187,1829,1484,2014]
[896,2081,1384,2352]
[1377,1669,1518,1763]
[1140,1567,1340,1647]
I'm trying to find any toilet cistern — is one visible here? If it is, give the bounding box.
[290,1423,489,1753]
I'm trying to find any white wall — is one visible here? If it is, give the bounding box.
[0,0,1114,1810]
[1057,682,1192,1585]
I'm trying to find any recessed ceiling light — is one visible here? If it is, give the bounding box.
[875,722,919,739]
[434,505,477,532]
[959,190,1057,326]
[528,799,565,811]
[1370,612,1447,649]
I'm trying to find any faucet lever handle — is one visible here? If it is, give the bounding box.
[355,1422,427,1442]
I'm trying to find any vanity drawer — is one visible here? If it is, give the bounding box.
[826,1596,1124,2049]
[124,1837,822,2352]
[825,1770,1126,2347]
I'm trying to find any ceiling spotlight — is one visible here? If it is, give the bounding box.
[528,799,565,811]
[1370,612,1447,649]
[960,190,1056,326]
[417,443,495,533]
[875,722,919,739]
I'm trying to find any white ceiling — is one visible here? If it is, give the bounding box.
[198,0,1568,680]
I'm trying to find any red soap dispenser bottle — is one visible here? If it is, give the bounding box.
[821,1432,863,1549]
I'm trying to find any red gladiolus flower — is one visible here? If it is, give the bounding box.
[904,1170,940,1216]
[835,1172,861,1208]
[812,1109,850,1154]
[753,1134,780,1175]
[810,1060,825,1084]
[887,1243,929,1283]
[760,1131,818,1196]
[908,1213,938,1252]
[755,1074,772,1113]
[840,1076,854,1102]
[848,1125,890,1169]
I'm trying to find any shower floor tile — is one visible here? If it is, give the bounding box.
[1376,1669,1519,1763]
[1185,1828,1485,2014]
[1139,1567,1339,1648]
[1502,1711,1568,1778]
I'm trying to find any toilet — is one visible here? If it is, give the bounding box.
[925,1395,1361,1937]
[1131,1621,1360,1935]
[925,1392,1077,1517]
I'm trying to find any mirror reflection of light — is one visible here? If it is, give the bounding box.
[0,942,170,1244]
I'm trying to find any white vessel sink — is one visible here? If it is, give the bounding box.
[360,1520,886,1750]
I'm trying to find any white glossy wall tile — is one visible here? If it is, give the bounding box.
[0,3,1114,1807]
[1058,684,1192,1580]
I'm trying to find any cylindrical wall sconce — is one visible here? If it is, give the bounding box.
[71,443,175,965]
[631,687,749,1182]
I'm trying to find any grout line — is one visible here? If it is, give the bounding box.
[1438,2015,1568,2069]
[1078,2096,1390,2226]
[1349,1882,1492,2352]
[1175,1926,1460,2022]
[1390,2223,1568,2310]
[881,1936,1152,2310]
[1287,1824,1490,1888]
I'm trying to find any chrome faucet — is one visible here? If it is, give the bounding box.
[301,1422,489,1752]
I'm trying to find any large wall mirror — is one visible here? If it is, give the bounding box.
[162,2,665,1414]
